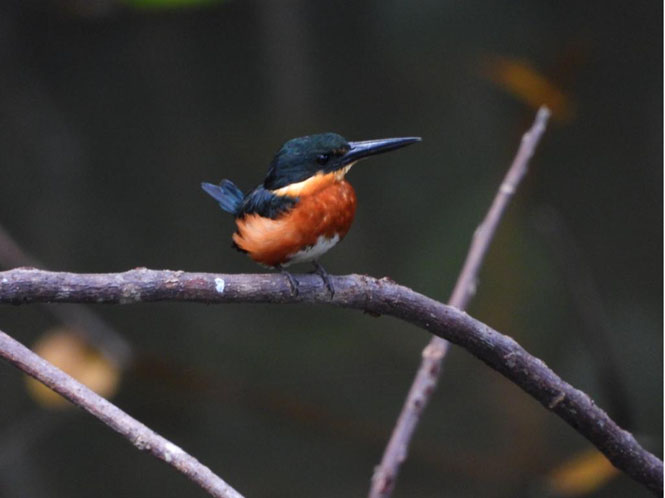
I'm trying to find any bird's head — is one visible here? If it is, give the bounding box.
[263,133,421,192]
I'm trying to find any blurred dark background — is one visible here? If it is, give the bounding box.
[0,1,661,497]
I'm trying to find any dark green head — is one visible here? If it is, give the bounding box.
[263,132,421,190]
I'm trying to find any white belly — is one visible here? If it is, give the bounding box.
[284,234,340,266]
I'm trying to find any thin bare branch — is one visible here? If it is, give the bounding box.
[0,268,661,494]
[0,326,244,498]
[0,223,133,367]
[533,206,632,428]
[370,107,551,497]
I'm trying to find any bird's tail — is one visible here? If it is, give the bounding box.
[201,180,244,215]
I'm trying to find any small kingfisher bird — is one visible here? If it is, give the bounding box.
[202,133,421,296]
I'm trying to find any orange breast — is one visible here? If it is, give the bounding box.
[233,179,357,267]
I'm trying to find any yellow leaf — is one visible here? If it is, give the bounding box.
[482,56,574,122]
[25,328,121,409]
[547,448,620,496]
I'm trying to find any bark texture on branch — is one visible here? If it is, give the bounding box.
[370,106,551,498]
[0,267,662,494]
[0,326,243,498]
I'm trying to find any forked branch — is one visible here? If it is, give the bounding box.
[0,268,662,494]
[370,107,550,497]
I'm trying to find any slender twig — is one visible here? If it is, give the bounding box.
[0,327,244,498]
[0,224,41,269]
[0,268,661,494]
[0,223,133,367]
[533,206,632,428]
[369,107,551,497]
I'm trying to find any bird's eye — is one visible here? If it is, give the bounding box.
[316,153,331,165]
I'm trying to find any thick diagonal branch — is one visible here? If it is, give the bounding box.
[370,107,551,497]
[0,268,662,494]
[0,326,243,498]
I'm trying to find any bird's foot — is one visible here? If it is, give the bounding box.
[279,267,300,297]
[312,261,335,297]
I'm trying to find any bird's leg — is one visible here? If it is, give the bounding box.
[312,261,335,297]
[278,266,299,297]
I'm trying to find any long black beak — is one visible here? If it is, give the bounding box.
[342,137,421,165]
